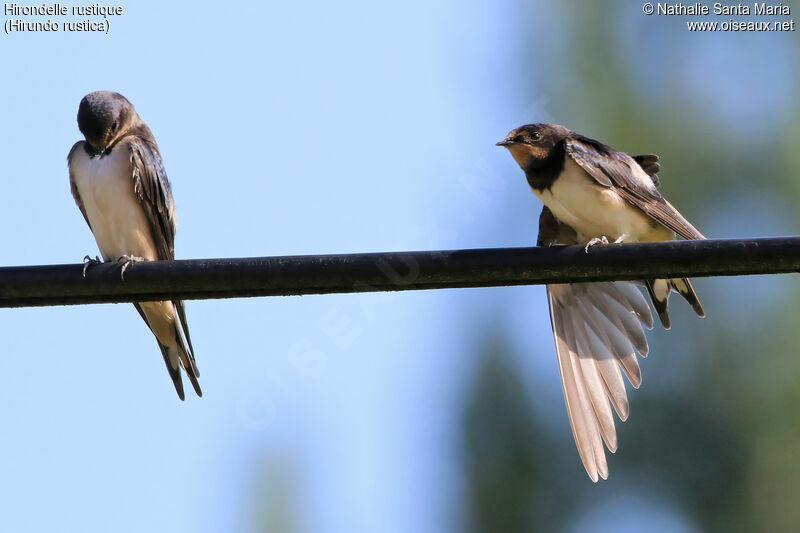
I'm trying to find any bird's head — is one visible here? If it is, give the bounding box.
[77,91,138,156]
[496,123,570,171]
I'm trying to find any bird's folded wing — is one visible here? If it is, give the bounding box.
[547,281,653,481]
[126,133,177,260]
[565,136,704,240]
[126,133,196,363]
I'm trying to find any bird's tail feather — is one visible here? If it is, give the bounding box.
[160,337,202,400]
[134,302,202,400]
[645,278,705,330]
[173,322,202,398]
[178,346,202,398]
[159,344,186,401]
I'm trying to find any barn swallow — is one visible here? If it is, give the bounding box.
[67,91,201,400]
[498,123,705,481]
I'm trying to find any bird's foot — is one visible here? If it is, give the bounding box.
[117,254,146,280]
[584,236,609,253]
[82,255,102,278]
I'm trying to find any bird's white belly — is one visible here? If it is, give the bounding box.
[533,159,664,243]
[71,147,158,261]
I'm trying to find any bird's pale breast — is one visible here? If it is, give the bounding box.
[534,158,672,243]
[70,144,159,262]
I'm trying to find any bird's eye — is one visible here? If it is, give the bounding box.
[531,132,542,141]
[112,120,118,132]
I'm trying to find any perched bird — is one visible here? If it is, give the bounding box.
[497,123,705,481]
[68,91,201,400]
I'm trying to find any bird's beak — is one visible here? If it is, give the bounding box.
[496,138,513,147]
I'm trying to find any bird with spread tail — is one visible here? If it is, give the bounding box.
[68,91,201,400]
[497,123,705,481]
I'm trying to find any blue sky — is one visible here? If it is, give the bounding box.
[0,1,797,532]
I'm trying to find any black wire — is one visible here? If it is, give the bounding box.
[0,237,797,308]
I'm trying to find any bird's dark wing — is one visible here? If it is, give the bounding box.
[126,130,176,260]
[67,141,91,229]
[125,129,198,377]
[565,135,704,240]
